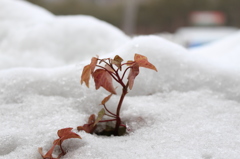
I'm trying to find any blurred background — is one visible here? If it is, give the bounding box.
[26,0,240,47]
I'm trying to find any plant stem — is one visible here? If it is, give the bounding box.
[114,83,128,136]
[103,104,116,117]
[99,119,116,123]
[59,142,66,156]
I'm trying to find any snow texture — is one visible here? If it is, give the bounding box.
[1,0,240,159]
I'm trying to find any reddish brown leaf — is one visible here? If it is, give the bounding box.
[101,94,112,105]
[77,114,96,134]
[92,69,116,94]
[134,54,158,71]
[88,114,96,123]
[38,145,58,159]
[39,128,81,159]
[128,63,139,89]
[53,128,81,145]
[80,64,91,87]
[90,57,98,73]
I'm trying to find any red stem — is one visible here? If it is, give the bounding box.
[114,82,128,136]
[99,119,117,123]
[103,104,116,117]
[121,66,132,81]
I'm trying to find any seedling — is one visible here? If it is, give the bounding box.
[39,128,81,159]
[78,54,157,136]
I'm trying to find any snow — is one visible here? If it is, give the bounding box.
[0,0,129,69]
[1,0,240,159]
[190,31,240,69]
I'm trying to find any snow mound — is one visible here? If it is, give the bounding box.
[110,36,240,102]
[0,0,54,21]
[1,35,240,159]
[0,0,130,69]
[190,31,240,69]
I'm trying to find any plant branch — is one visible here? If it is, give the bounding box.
[103,104,116,117]
[96,65,119,82]
[104,113,116,118]
[59,142,66,156]
[121,66,132,81]
[99,119,117,123]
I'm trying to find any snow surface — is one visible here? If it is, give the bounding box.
[0,0,129,69]
[190,31,240,69]
[1,0,240,159]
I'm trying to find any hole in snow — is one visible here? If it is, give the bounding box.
[202,153,213,159]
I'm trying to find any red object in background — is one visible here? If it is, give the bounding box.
[190,11,226,26]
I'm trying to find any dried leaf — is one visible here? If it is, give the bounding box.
[38,147,44,157]
[92,69,116,94]
[101,94,112,105]
[114,55,123,62]
[94,108,105,126]
[80,64,91,87]
[38,145,57,159]
[134,54,157,71]
[77,114,96,134]
[112,55,123,70]
[90,57,98,73]
[88,114,96,124]
[127,63,139,89]
[53,128,81,145]
[39,128,81,159]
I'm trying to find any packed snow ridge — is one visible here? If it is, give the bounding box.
[0,0,240,159]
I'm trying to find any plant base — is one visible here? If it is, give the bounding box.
[94,121,126,136]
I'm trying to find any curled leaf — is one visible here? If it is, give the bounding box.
[94,108,105,126]
[90,57,98,73]
[127,63,139,89]
[38,146,57,159]
[77,114,96,134]
[39,128,81,159]
[92,69,116,94]
[134,54,157,71]
[80,64,91,87]
[112,55,123,70]
[101,94,113,105]
[53,128,81,145]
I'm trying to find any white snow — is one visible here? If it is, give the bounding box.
[190,31,240,69]
[1,0,240,159]
[0,0,129,69]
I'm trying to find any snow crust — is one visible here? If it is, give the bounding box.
[1,0,240,159]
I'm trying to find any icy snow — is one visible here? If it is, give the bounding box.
[1,0,240,159]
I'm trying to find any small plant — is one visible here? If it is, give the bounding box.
[78,54,157,136]
[38,128,81,159]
